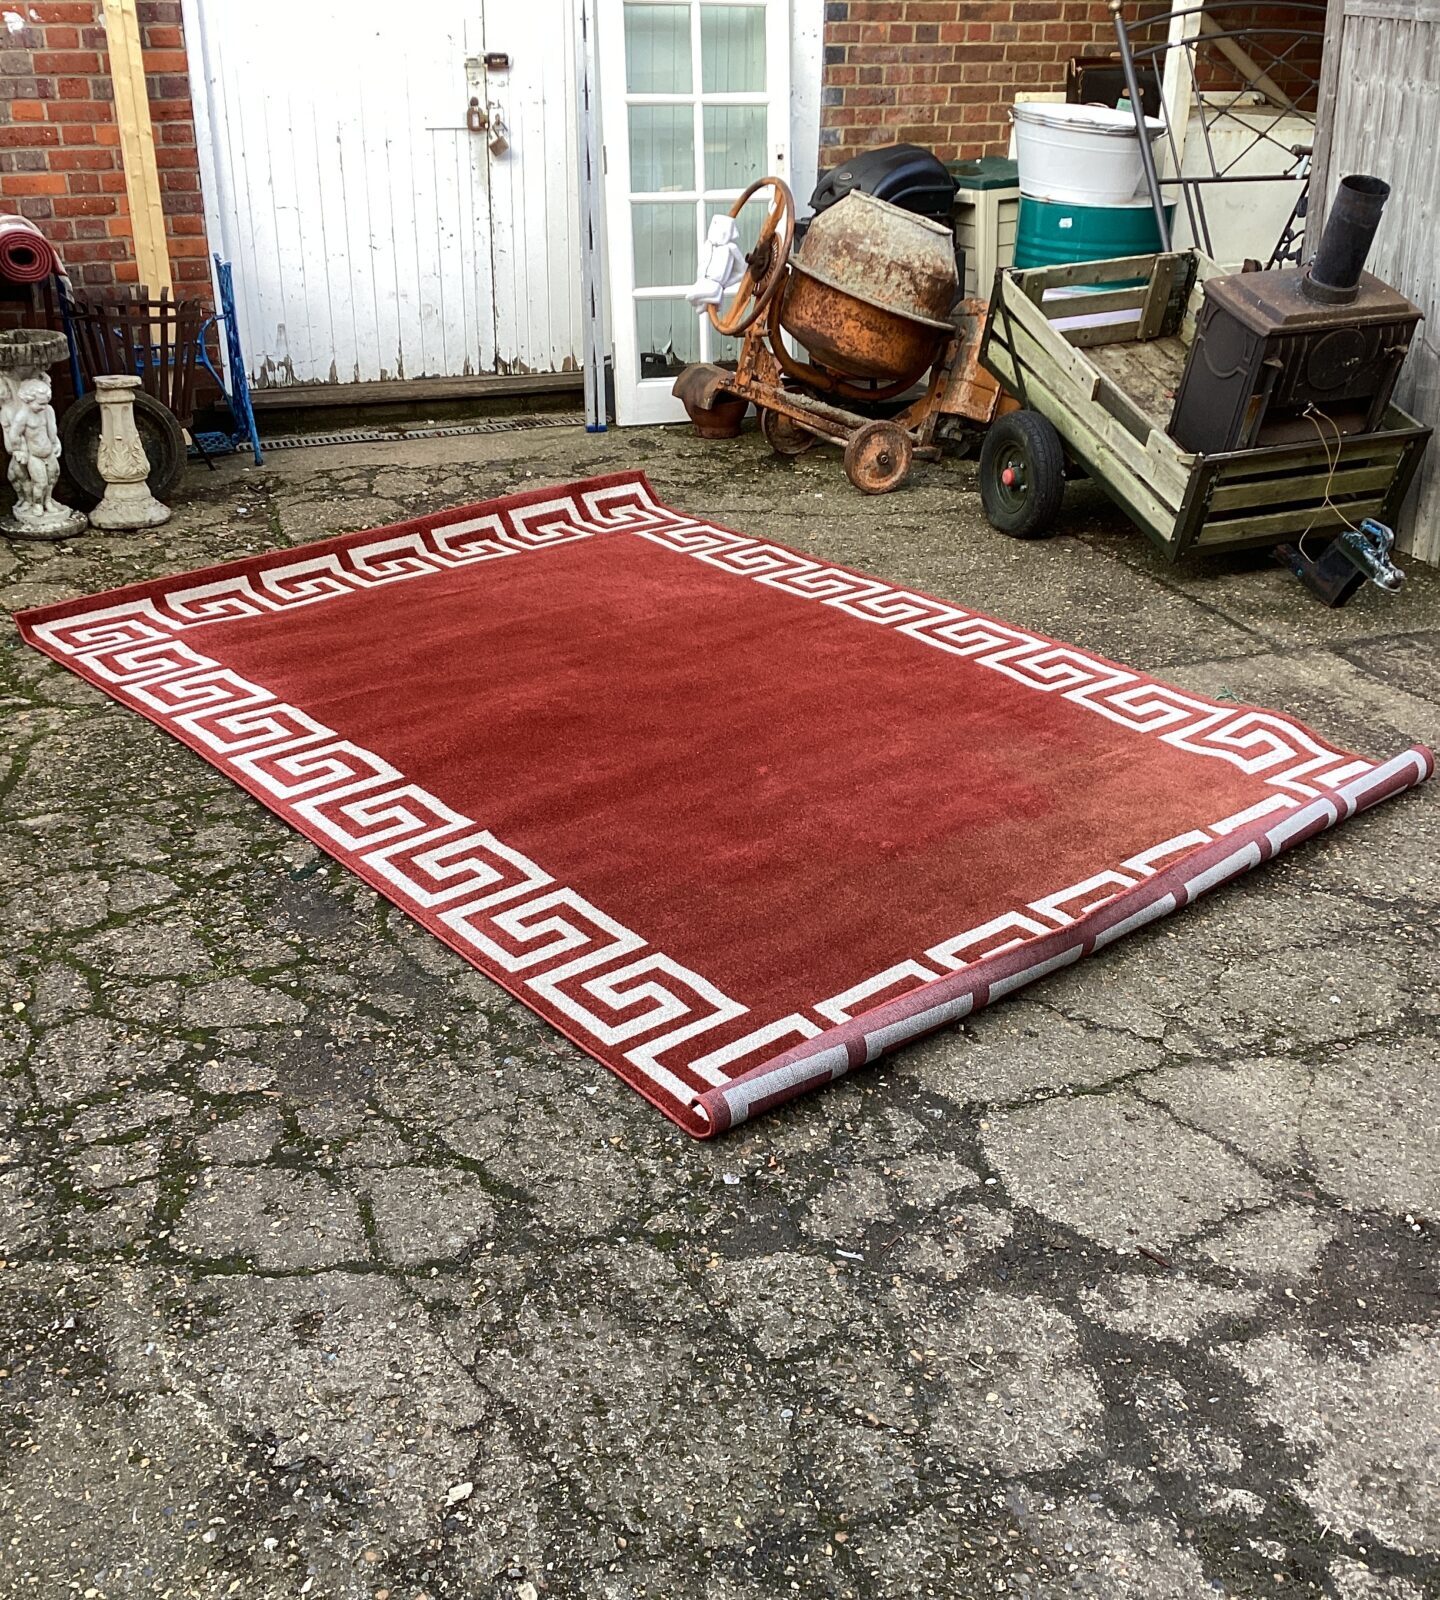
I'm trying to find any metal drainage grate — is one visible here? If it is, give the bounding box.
[259,410,590,452]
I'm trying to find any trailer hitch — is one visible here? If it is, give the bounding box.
[1277,518,1406,608]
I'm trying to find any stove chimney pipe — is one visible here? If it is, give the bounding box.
[1304,174,1391,305]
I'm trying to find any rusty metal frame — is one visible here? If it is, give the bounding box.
[678,297,1002,466]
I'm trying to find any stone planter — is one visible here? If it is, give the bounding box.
[0,329,87,540]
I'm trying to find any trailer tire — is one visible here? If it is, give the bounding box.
[979,409,1066,539]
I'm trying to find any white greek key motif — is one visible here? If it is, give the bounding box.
[766,567,891,605]
[509,496,612,548]
[366,826,551,911]
[180,699,332,756]
[130,666,267,720]
[441,888,642,975]
[1030,870,1135,923]
[841,590,966,630]
[80,636,218,686]
[235,738,395,801]
[531,953,742,1049]
[428,511,512,562]
[637,522,757,559]
[345,532,451,583]
[685,1014,822,1085]
[701,542,817,582]
[295,782,463,852]
[579,478,683,530]
[161,576,279,625]
[257,552,370,607]
[30,600,175,656]
[1067,680,1216,733]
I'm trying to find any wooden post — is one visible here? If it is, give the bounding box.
[103,0,173,296]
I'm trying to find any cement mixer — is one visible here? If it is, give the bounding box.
[674,176,1004,493]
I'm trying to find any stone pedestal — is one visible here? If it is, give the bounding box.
[88,375,171,530]
[0,329,88,541]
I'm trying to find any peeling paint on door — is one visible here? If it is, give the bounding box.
[183,0,582,387]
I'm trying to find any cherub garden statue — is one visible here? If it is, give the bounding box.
[0,333,87,539]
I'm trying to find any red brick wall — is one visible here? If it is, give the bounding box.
[820,0,1119,166]
[818,1,1325,169]
[0,0,212,301]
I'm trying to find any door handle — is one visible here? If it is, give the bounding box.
[467,97,488,134]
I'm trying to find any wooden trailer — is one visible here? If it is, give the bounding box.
[976,250,1431,559]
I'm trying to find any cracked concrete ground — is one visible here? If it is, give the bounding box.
[2,419,1438,1600]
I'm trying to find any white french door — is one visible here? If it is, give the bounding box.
[598,0,791,424]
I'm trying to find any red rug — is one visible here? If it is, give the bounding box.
[17,473,1431,1137]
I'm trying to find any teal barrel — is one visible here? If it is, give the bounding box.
[1013,196,1174,275]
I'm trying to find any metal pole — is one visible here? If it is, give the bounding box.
[574,0,607,432]
[1110,0,1173,252]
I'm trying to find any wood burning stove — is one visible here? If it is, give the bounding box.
[1170,176,1422,456]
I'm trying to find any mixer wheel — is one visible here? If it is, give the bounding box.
[760,407,816,457]
[979,409,1065,538]
[844,421,914,495]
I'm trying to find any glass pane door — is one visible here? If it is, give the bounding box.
[600,0,790,425]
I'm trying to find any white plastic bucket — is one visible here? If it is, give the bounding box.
[1011,102,1164,206]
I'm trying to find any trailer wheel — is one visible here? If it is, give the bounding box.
[979,409,1066,538]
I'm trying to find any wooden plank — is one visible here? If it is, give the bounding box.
[1342,2,1421,24]
[486,0,583,372]
[992,278,1103,395]
[1201,434,1413,482]
[1065,321,1149,350]
[1149,430,1195,484]
[1206,463,1402,512]
[1195,502,1375,546]
[1160,1,1204,180]
[1136,253,1182,341]
[1040,286,1148,320]
[1093,374,1154,444]
[103,0,172,296]
[1014,253,1172,292]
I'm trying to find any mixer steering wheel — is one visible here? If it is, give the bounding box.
[706,176,795,338]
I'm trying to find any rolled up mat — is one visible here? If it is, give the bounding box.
[0,214,61,284]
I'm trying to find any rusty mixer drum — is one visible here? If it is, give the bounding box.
[780,191,958,383]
